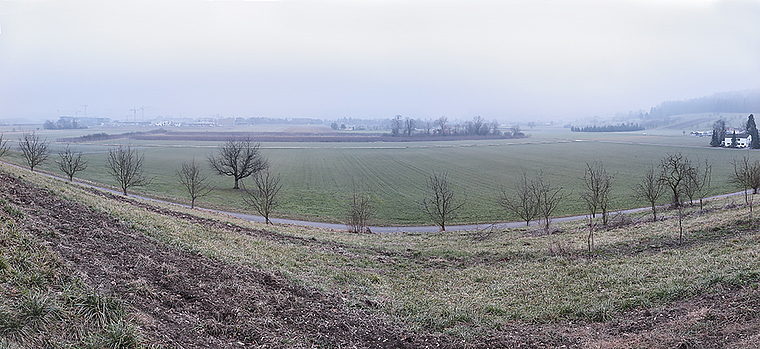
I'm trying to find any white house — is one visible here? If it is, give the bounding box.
[722,133,752,148]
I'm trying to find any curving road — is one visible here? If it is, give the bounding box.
[1,159,746,233]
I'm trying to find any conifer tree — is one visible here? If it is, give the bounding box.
[747,114,759,149]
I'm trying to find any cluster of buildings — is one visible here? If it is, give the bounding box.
[692,127,753,148]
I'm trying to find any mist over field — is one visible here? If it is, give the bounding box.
[1,0,759,122]
[5,3,760,348]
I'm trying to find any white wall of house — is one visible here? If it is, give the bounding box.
[722,134,752,148]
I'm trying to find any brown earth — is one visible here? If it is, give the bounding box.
[2,170,760,348]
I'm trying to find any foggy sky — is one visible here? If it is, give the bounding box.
[1,0,759,122]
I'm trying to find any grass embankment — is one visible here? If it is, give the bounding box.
[3,161,760,346]
[0,199,145,347]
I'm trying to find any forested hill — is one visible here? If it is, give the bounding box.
[647,90,760,118]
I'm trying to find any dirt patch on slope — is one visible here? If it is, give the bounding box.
[3,170,760,348]
[2,172,440,348]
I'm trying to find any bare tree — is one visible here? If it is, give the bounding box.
[510,125,523,137]
[731,156,760,221]
[659,153,694,244]
[56,144,88,181]
[436,116,449,135]
[631,164,664,221]
[687,157,712,210]
[422,172,465,231]
[208,137,268,189]
[404,117,416,136]
[241,170,282,224]
[176,158,214,209]
[533,172,567,232]
[0,133,9,158]
[106,145,152,196]
[18,131,50,172]
[346,188,374,233]
[659,153,692,207]
[391,115,403,136]
[580,162,614,225]
[499,170,539,227]
[580,162,613,252]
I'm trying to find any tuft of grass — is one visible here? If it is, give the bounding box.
[16,292,57,332]
[0,199,24,221]
[0,198,146,348]
[72,293,126,327]
[102,321,142,349]
[0,308,23,338]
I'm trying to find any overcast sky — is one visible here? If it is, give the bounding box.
[1,0,758,122]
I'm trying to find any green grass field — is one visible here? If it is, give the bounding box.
[2,119,759,226]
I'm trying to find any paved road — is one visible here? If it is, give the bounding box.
[1,159,747,233]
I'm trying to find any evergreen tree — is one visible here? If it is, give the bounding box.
[710,119,726,147]
[730,131,738,148]
[747,114,760,149]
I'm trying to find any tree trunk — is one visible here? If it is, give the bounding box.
[678,205,683,245]
[588,216,594,253]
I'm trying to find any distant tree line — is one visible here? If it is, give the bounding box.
[387,115,513,137]
[43,118,88,130]
[647,91,760,119]
[570,123,644,132]
[606,91,760,129]
[237,117,324,125]
[57,129,168,143]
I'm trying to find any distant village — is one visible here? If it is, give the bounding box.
[42,116,325,129]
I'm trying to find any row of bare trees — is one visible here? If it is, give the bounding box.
[3,131,89,180]
[1,132,755,237]
[1,132,283,225]
[496,153,714,250]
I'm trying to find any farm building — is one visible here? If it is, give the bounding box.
[721,132,752,148]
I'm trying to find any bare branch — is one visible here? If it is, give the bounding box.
[18,131,50,172]
[499,170,538,227]
[176,158,214,208]
[346,187,374,233]
[0,133,9,158]
[241,170,282,224]
[56,144,88,181]
[106,145,152,196]
[532,171,567,232]
[631,164,664,221]
[422,172,465,231]
[208,137,268,189]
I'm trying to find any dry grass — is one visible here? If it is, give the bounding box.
[4,162,760,340]
[0,202,146,348]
